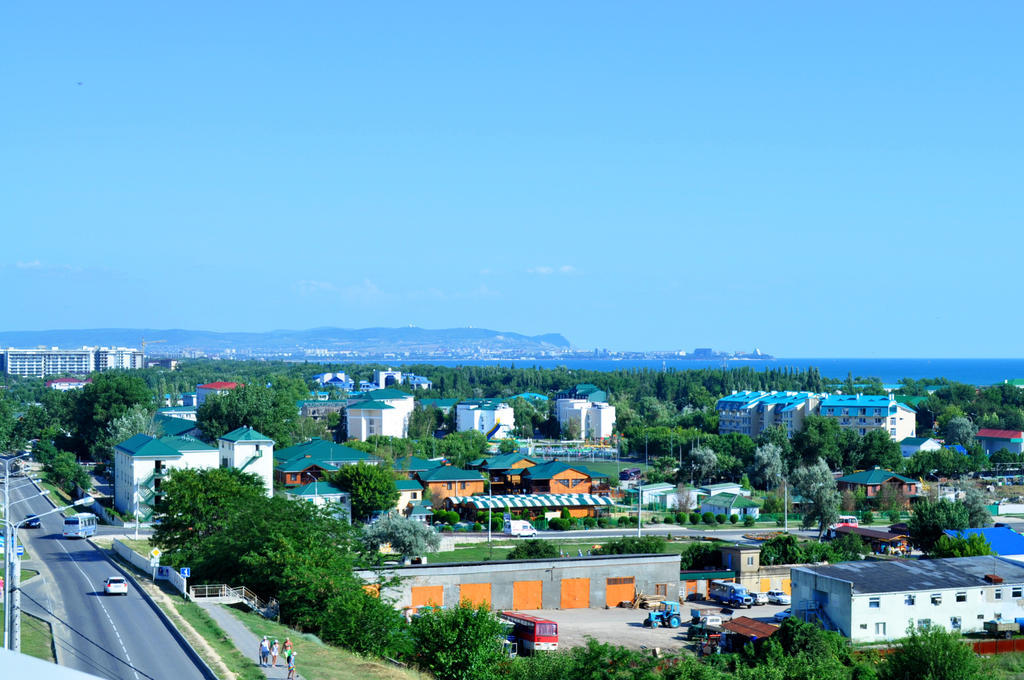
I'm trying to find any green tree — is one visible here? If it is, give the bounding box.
[942,416,977,449]
[73,372,155,462]
[409,602,508,680]
[791,459,841,539]
[858,429,903,472]
[196,384,298,446]
[908,499,969,553]
[330,462,400,521]
[792,416,842,468]
[507,539,560,560]
[593,535,667,555]
[689,445,718,485]
[880,623,981,680]
[151,467,267,564]
[760,534,805,566]
[497,438,518,454]
[362,514,440,557]
[750,442,785,490]
[45,450,92,494]
[930,533,993,559]
[107,404,160,447]
[961,488,993,528]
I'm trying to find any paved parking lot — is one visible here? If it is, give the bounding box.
[531,600,791,652]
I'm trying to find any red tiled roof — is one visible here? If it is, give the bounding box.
[720,616,779,639]
[198,382,239,390]
[977,429,1024,440]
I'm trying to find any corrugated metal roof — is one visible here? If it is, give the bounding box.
[793,556,1024,595]
[448,494,615,509]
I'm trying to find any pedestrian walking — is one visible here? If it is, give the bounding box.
[271,639,279,666]
[283,637,293,656]
[259,636,270,667]
[287,651,296,679]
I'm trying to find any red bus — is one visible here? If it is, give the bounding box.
[500,612,558,653]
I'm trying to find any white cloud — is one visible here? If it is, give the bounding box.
[528,264,577,276]
[15,260,42,269]
[527,265,554,275]
[294,280,337,295]
[559,265,576,274]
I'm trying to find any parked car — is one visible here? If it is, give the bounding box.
[766,590,791,605]
[103,576,128,596]
[773,608,792,623]
[751,592,769,605]
[23,514,41,529]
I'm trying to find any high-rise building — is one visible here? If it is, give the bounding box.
[0,346,144,378]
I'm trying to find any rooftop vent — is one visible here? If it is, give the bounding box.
[985,574,1004,584]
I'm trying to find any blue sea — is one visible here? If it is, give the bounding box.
[358,358,1024,386]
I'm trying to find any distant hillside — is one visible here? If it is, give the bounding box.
[0,327,572,355]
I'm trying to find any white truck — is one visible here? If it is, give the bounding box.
[503,520,538,537]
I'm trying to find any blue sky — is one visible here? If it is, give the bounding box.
[3,3,1022,357]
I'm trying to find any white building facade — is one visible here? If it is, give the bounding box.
[346,389,415,441]
[113,434,218,521]
[218,426,275,497]
[455,399,515,439]
[555,399,616,439]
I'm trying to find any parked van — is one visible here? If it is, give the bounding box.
[504,520,538,538]
[619,468,642,481]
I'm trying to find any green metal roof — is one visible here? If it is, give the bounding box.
[836,467,917,485]
[702,492,759,509]
[115,434,182,459]
[416,466,485,483]
[160,436,217,453]
[395,480,423,491]
[393,456,443,472]
[357,388,411,400]
[448,493,614,509]
[274,438,380,472]
[521,460,593,480]
[420,398,459,409]
[347,400,395,410]
[477,454,539,471]
[220,426,273,443]
[153,413,197,437]
[287,481,348,497]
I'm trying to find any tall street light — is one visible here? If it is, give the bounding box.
[0,453,29,651]
[6,496,95,651]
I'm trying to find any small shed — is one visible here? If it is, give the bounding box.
[719,616,779,652]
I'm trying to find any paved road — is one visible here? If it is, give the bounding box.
[8,481,208,680]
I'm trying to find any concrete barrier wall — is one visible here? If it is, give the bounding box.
[112,539,152,572]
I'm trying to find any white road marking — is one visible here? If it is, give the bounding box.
[55,538,140,680]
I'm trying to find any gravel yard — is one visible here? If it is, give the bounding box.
[529,600,791,652]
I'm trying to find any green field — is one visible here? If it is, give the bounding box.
[426,536,733,564]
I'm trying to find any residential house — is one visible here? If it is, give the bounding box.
[700,493,760,519]
[393,456,444,480]
[518,461,595,496]
[467,453,539,494]
[899,437,942,458]
[153,413,201,438]
[113,434,218,521]
[313,372,355,391]
[977,429,1024,456]
[373,369,403,388]
[407,375,432,390]
[699,482,750,498]
[196,381,240,406]
[298,399,346,422]
[218,426,274,497]
[456,399,515,440]
[555,384,616,440]
[818,394,916,440]
[286,481,352,522]
[835,467,919,504]
[274,438,382,486]
[415,466,485,503]
[396,479,425,511]
[346,388,415,440]
[833,526,909,556]
[790,556,1024,642]
[45,377,91,391]
[406,499,434,525]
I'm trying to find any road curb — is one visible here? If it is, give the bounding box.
[88,538,219,680]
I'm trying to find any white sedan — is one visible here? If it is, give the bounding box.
[104,576,128,596]
[773,608,792,623]
[766,590,791,605]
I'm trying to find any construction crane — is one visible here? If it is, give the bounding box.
[140,338,167,355]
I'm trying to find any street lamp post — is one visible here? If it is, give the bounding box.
[1,453,29,651]
[6,496,94,651]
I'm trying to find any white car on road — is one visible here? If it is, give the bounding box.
[104,576,128,596]
[766,590,791,605]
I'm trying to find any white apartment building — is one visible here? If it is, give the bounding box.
[716,391,823,438]
[218,426,275,497]
[1,346,143,378]
[346,388,416,441]
[113,434,219,521]
[791,556,1024,642]
[455,399,515,439]
[818,394,916,440]
[556,399,616,439]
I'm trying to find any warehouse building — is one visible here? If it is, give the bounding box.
[357,553,680,611]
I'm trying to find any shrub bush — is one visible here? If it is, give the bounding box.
[664,514,676,524]
[702,512,716,525]
[617,516,631,528]
[560,507,572,520]
[690,512,702,525]
[597,517,612,528]
[441,526,452,532]
[582,517,597,529]
[532,518,548,531]
[744,515,756,527]
[714,513,727,525]
[548,517,571,531]
[675,512,687,525]
[861,510,875,525]
[729,514,739,525]
[648,516,659,524]
[472,522,483,532]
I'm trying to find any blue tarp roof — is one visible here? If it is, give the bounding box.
[943,527,1024,556]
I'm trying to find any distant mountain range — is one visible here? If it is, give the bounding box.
[0,327,572,356]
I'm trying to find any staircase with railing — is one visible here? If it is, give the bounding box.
[190,584,279,619]
[797,600,841,635]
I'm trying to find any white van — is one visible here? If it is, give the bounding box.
[503,520,538,537]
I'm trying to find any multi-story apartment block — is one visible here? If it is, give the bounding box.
[818,394,916,440]
[1,346,143,378]
[716,391,823,438]
[555,384,616,440]
[345,388,415,440]
[455,398,515,439]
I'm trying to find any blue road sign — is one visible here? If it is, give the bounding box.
[180,567,191,578]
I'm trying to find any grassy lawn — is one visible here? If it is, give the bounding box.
[118,538,154,555]
[427,536,733,563]
[37,477,74,506]
[227,608,430,680]
[158,599,265,680]
[0,611,55,663]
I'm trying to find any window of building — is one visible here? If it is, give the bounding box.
[747,556,754,566]
[860,624,868,630]
[446,482,453,490]
[411,492,418,500]
[875,622,886,636]
[459,482,467,490]
[859,428,866,435]
[1013,587,1022,598]
[655,583,668,597]
[995,589,1003,600]
[869,597,880,608]
[905,595,916,606]
[951,617,961,630]
[931,594,942,605]
[956,592,967,603]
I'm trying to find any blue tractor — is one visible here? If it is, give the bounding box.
[642,601,683,629]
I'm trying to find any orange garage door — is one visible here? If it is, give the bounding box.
[781,578,791,595]
[606,577,635,607]
[513,581,543,610]
[561,578,590,609]
[411,586,443,608]
[460,583,492,608]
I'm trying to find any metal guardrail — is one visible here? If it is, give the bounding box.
[190,584,279,619]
